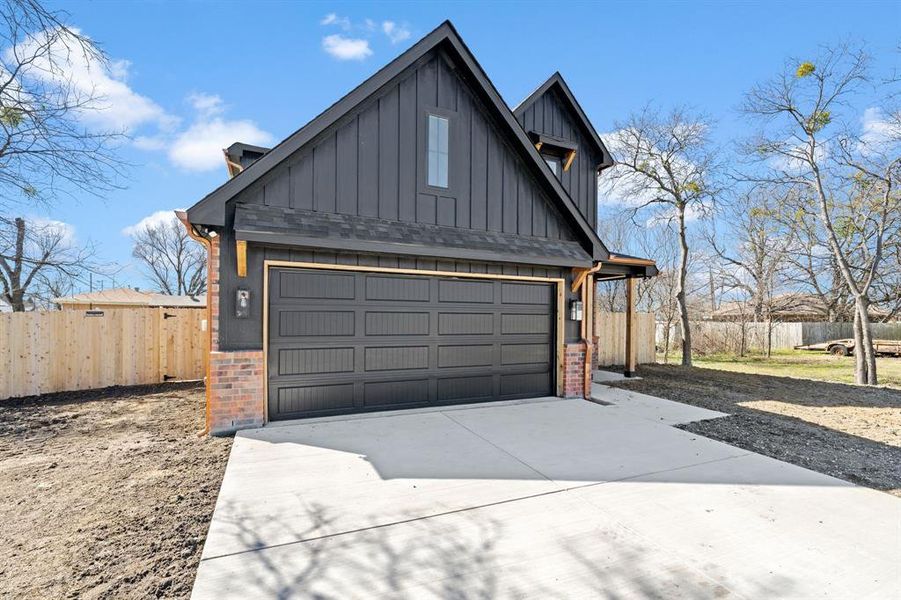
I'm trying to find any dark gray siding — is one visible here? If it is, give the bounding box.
[234,50,574,241]
[217,235,583,351]
[516,87,602,229]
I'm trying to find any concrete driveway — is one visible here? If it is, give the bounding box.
[192,389,900,599]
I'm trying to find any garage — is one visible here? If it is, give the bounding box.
[266,266,559,420]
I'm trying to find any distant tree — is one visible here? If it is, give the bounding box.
[0,215,96,311]
[130,214,205,296]
[741,44,900,384]
[602,106,723,366]
[0,0,126,209]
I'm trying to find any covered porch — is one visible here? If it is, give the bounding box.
[571,253,657,388]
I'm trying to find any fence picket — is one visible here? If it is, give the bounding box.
[0,308,206,399]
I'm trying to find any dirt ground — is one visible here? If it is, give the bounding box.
[606,364,901,496]
[0,383,231,599]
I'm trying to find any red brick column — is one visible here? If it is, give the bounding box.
[203,237,265,435]
[208,350,265,434]
[562,341,588,398]
[208,236,221,351]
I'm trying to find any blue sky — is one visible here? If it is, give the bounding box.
[28,0,901,289]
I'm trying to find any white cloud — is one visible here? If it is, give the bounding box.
[8,27,173,133]
[29,216,76,245]
[857,107,901,156]
[320,13,351,29]
[187,92,225,118]
[121,209,181,237]
[382,21,411,44]
[322,34,372,61]
[168,117,273,172]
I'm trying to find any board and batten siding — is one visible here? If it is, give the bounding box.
[234,51,575,241]
[515,86,602,229]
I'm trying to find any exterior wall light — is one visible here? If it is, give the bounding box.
[236,289,251,319]
[570,299,583,321]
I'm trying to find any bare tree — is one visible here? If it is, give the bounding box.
[0,215,96,310]
[0,0,126,209]
[741,44,900,384]
[130,213,205,296]
[602,106,722,366]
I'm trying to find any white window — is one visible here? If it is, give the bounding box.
[543,155,560,176]
[428,114,449,188]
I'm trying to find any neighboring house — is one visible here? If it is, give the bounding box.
[708,293,889,323]
[182,21,656,434]
[54,287,206,311]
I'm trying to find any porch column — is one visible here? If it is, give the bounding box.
[624,277,637,377]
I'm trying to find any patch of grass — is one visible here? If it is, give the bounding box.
[670,350,901,389]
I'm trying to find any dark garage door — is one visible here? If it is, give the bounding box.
[267,267,556,420]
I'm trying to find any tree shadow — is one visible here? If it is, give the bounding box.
[194,500,802,599]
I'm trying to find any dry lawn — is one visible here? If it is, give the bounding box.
[0,383,231,599]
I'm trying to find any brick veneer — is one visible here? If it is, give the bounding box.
[562,341,588,398]
[208,350,265,434]
[203,236,265,435]
[208,236,221,352]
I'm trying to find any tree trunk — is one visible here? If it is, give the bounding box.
[852,308,867,384]
[662,319,672,365]
[8,218,26,312]
[856,298,878,385]
[765,318,773,358]
[676,206,692,367]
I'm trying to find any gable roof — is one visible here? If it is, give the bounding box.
[186,21,608,261]
[514,72,614,170]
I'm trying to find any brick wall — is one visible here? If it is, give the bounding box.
[203,236,265,435]
[208,350,265,434]
[208,236,220,352]
[562,341,587,398]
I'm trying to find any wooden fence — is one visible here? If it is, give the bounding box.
[594,311,657,366]
[657,320,901,354]
[0,308,206,399]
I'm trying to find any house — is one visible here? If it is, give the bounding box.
[181,21,656,434]
[707,293,890,323]
[53,287,206,311]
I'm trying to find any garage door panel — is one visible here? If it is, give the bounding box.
[501,313,551,335]
[438,313,493,335]
[363,379,430,407]
[278,347,354,376]
[501,282,553,305]
[365,312,430,336]
[365,275,430,301]
[364,346,429,371]
[437,344,494,368]
[268,268,555,420]
[500,372,552,397]
[438,279,494,303]
[437,375,494,402]
[501,343,550,365]
[276,383,355,415]
[280,271,355,299]
[278,310,355,337]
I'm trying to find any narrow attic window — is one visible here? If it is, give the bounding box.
[543,154,560,176]
[427,114,449,188]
